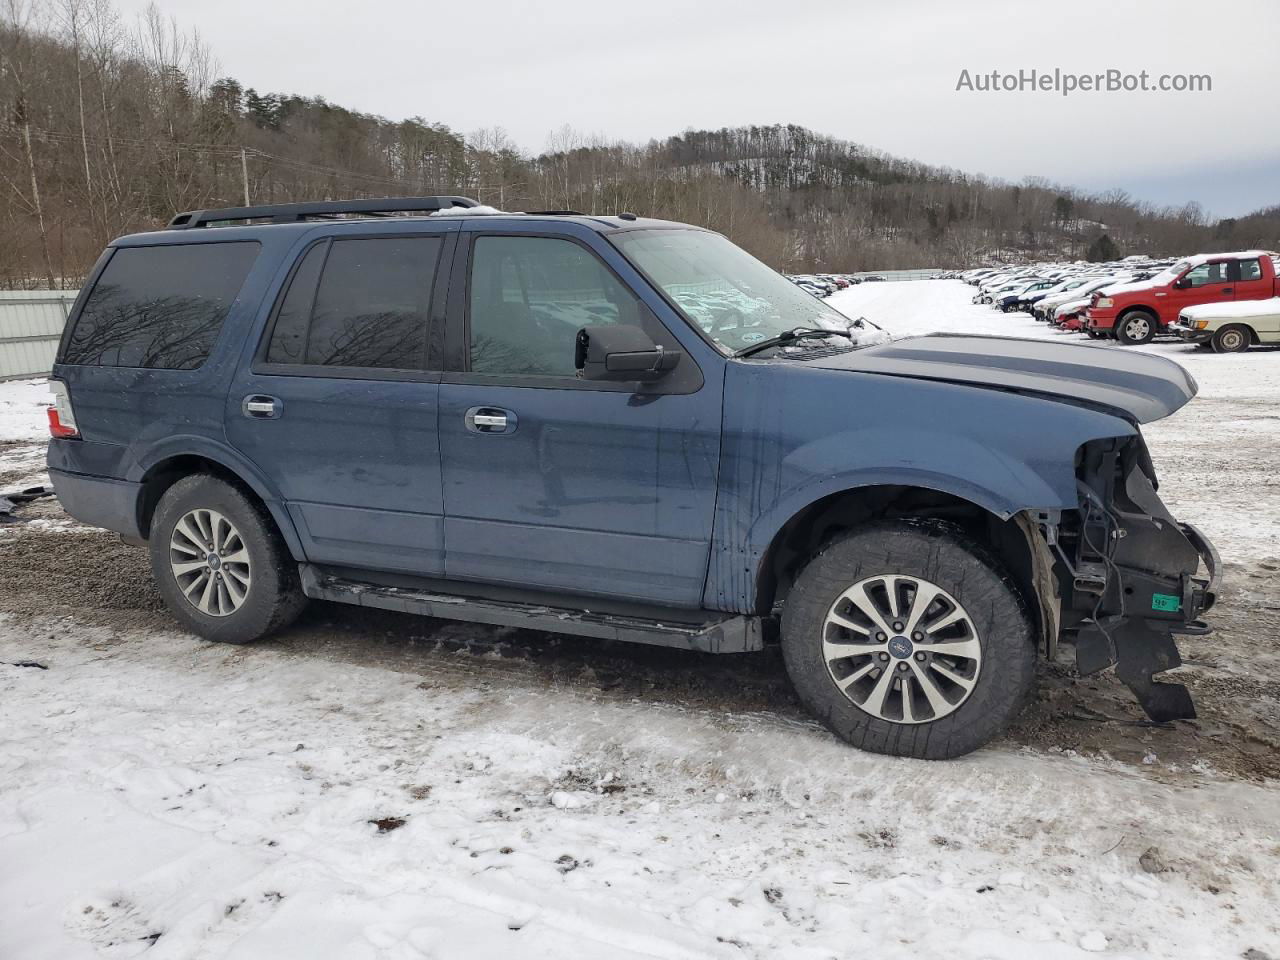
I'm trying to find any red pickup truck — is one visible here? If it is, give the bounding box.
[1085,250,1280,345]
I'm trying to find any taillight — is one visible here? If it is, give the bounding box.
[47,380,79,438]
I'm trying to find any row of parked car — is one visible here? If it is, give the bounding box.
[786,273,887,297]
[959,251,1280,351]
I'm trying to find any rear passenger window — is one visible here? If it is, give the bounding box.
[1238,258,1263,282]
[63,242,259,368]
[265,236,441,370]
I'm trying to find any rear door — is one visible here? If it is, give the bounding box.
[1230,255,1273,303]
[435,225,721,607]
[225,225,454,574]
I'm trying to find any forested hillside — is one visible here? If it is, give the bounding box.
[1,0,1276,287]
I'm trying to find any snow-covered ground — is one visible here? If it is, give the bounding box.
[2,282,1278,960]
[827,280,1280,563]
[0,378,53,490]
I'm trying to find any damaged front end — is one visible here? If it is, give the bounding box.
[1044,435,1220,722]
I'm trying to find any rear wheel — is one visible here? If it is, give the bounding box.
[780,521,1037,759]
[149,474,306,643]
[1211,324,1250,353]
[1115,310,1157,345]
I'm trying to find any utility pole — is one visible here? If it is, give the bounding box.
[240,147,251,206]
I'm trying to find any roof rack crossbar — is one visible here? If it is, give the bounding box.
[166,196,479,230]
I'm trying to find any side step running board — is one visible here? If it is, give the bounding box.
[299,565,765,654]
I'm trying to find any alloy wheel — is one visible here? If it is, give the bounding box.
[822,575,982,724]
[1124,316,1151,342]
[169,508,252,617]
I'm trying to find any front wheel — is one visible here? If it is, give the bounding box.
[780,521,1036,759]
[1211,324,1251,353]
[1115,310,1157,345]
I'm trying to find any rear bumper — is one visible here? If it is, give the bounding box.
[49,467,144,540]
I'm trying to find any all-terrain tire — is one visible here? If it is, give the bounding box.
[780,520,1037,760]
[1211,324,1251,354]
[149,473,307,643]
[1115,309,1157,345]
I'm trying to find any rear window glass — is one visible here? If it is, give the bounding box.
[265,236,441,370]
[63,242,259,369]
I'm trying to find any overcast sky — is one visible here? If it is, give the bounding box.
[119,0,1279,218]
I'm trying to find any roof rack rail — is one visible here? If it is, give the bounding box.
[166,196,479,230]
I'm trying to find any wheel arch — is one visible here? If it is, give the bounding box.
[1117,304,1160,325]
[132,440,304,560]
[753,483,1050,649]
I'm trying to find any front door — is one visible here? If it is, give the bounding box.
[226,231,452,574]
[437,229,721,607]
[1166,259,1233,314]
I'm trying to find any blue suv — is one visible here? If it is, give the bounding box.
[47,197,1219,758]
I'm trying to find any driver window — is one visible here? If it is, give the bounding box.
[468,236,639,376]
[1182,262,1229,288]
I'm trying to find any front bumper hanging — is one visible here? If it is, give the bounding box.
[1067,441,1221,722]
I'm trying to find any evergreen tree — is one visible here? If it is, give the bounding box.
[1086,233,1121,262]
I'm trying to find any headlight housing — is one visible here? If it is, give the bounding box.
[1095,297,1114,309]
[1194,319,1210,330]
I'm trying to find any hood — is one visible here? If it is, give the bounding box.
[805,334,1197,423]
[1097,279,1156,298]
[1180,296,1280,321]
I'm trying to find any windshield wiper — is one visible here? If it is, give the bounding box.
[732,326,852,359]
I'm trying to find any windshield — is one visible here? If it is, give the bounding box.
[1149,261,1188,287]
[610,229,851,355]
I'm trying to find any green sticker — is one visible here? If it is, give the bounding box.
[1151,593,1181,613]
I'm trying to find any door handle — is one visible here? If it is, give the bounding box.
[464,406,517,434]
[1221,287,1233,294]
[242,395,281,419]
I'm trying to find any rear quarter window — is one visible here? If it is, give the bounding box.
[62,241,260,369]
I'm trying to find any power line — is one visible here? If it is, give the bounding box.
[21,127,457,193]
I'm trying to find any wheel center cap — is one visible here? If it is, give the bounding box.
[207,554,221,570]
[888,636,913,659]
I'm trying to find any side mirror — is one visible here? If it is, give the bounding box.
[575,325,682,381]
[1173,277,1191,289]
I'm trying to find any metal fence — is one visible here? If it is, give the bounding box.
[850,269,942,282]
[0,290,78,381]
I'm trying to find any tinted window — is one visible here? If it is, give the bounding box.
[469,236,641,376]
[266,236,440,369]
[266,242,325,363]
[63,242,258,368]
